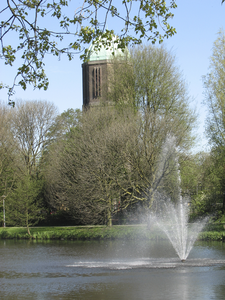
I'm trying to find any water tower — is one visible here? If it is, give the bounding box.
[82,37,128,108]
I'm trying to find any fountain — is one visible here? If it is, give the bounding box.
[150,197,208,261]
[149,134,208,261]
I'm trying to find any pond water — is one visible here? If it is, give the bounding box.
[0,238,225,300]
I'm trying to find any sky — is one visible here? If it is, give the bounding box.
[0,0,225,153]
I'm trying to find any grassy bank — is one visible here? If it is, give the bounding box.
[0,225,160,240]
[0,224,225,241]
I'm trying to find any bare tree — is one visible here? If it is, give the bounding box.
[10,100,58,175]
[45,104,194,225]
[45,107,138,225]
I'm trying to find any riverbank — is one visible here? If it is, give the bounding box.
[0,224,225,241]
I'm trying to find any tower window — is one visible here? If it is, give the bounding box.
[92,67,101,99]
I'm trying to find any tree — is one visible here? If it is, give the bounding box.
[0,102,19,202]
[106,45,197,211]
[107,44,197,169]
[44,107,139,226]
[203,29,225,215]
[47,108,82,143]
[181,150,225,219]
[43,45,197,225]
[0,1,177,104]
[0,100,59,228]
[9,99,58,175]
[105,55,136,109]
[6,174,44,234]
[132,45,191,117]
[106,45,196,150]
[203,29,225,148]
[207,147,225,214]
[45,105,196,225]
[118,109,194,211]
[179,152,205,196]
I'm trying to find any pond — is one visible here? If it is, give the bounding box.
[0,239,225,300]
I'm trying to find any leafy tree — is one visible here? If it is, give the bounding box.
[107,45,196,148]
[106,45,197,204]
[186,150,225,219]
[203,29,225,216]
[203,29,225,148]
[0,100,64,228]
[210,148,225,214]
[179,152,206,196]
[6,174,43,234]
[105,55,136,109]
[0,102,17,209]
[104,44,194,125]
[0,0,177,104]
[132,45,191,119]
[47,108,82,142]
[107,45,197,211]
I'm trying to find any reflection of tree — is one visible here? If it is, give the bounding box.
[214,282,225,299]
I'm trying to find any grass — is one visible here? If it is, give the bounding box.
[0,224,225,241]
[0,225,163,240]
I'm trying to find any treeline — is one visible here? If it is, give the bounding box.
[1,34,225,232]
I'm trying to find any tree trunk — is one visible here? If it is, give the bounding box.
[108,208,112,227]
[222,192,225,214]
[26,208,31,236]
[27,226,31,236]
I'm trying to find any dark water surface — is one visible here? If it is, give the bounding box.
[0,239,225,300]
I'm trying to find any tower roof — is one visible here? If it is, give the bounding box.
[87,36,128,62]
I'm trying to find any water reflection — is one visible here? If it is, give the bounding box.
[0,239,225,300]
